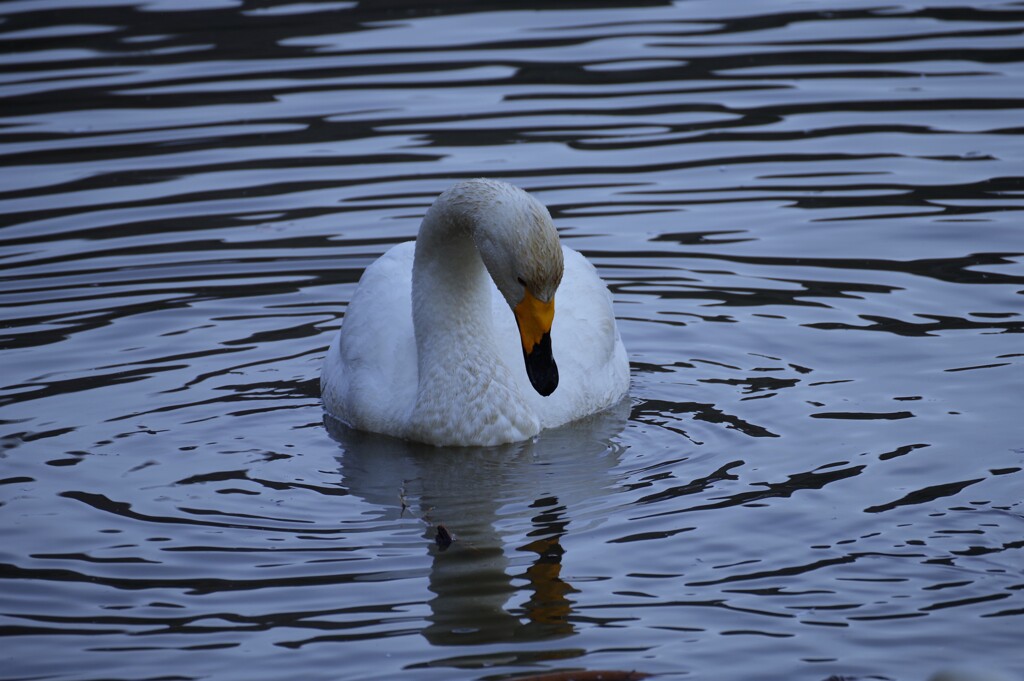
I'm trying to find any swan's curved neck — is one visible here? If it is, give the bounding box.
[411,199,492,357]
[407,194,537,445]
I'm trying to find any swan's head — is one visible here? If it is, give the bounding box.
[459,180,564,397]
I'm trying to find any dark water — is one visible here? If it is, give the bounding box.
[1,2,1022,680]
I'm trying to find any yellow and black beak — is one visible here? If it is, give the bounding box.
[513,288,558,396]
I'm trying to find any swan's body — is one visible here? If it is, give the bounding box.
[321,179,629,447]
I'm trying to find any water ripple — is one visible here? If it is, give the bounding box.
[2,2,1023,680]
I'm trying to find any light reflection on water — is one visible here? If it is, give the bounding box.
[1,1,1022,680]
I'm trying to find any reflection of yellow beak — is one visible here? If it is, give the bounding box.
[513,288,555,353]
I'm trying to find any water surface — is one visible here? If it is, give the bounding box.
[1,2,1022,680]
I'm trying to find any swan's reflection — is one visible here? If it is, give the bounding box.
[328,398,629,646]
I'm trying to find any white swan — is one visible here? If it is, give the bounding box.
[321,179,629,447]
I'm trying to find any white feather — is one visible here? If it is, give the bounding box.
[321,179,629,447]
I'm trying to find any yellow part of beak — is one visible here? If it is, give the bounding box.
[514,288,555,353]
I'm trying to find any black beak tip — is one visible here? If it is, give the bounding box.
[523,332,559,397]
[532,366,558,396]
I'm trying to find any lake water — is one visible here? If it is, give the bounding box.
[1,1,1022,680]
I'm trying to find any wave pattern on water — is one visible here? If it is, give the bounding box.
[1,2,1022,681]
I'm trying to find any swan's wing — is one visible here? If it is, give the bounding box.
[492,245,629,429]
[322,241,418,435]
[547,246,630,425]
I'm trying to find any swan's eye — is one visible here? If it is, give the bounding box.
[517,276,527,288]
